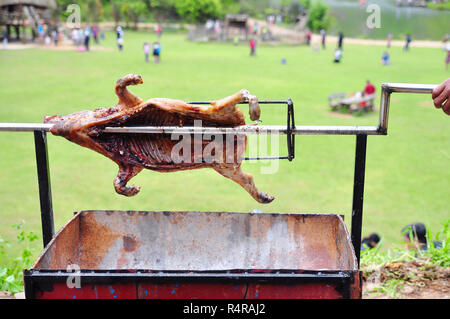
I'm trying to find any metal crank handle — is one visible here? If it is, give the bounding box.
[379,83,438,133]
[381,83,437,94]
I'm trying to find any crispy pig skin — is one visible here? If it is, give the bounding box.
[44,74,274,203]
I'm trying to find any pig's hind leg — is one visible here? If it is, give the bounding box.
[213,165,274,204]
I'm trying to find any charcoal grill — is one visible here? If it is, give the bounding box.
[0,83,437,299]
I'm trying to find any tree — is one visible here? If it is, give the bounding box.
[143,0,179,22]
[108,0,148,29]
[307,1,330,32]
[86,0,104,23]
[111,0,122,26]
[174,0,223,23]
[285,0,302,23]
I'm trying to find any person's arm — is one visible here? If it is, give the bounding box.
[432,78,450,115]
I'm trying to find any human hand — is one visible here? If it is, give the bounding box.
[432,78,450,115]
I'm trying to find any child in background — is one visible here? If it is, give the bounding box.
[381,51,390,65]
[143,42,150,63]
[117,37,124,51]
[249,38,256,56]
[156,25,162,38]
[153,42,161,64]
[333,48,342,63]
[116,26,124,51]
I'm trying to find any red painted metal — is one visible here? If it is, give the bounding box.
[246,283,342,299]
[138,283,247,299]
[35,283,137,299]
[32,280,356,299]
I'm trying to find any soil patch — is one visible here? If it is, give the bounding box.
[362,260,450,299]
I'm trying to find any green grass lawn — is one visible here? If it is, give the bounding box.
[0,31,449,263]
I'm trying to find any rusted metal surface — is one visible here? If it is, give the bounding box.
[33,211,357,272]
[26,210,361,299]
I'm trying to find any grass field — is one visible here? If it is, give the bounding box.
[0,31,449,263]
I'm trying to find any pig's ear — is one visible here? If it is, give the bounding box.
[115,74,144,108]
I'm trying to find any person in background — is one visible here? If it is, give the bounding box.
[156,25,162,38]
[362,80,376,111]
[2,28,8,49]
[381,51,390,65]
[78,28,83,46]
[306,29,312,46]
[214,21,221,38]
[401,223,442,251]
[432,78,450,115]
[92,26,99,44]
[71,28,79,46]
[361,233,380,251]
[117,36,124,51]
[364,80,375,95]
[116,26,124,51]
[338,32,344,50]
[261,27,268,41]
[84,25,91,51]
[152,41,161,63]
[37,23,44,41]
[116,25,122,40]
[386,32,392,48]
[249,38,257,56]
[404,33,411,51]
[320,29,326,49]
[44,32,51,46]
[312,39,319,52]
[143,42,150,63]
[333,48,342,63]
[52,28,60,46]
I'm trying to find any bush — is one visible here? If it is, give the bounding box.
[427,2,450,11]
[0,222,39,294]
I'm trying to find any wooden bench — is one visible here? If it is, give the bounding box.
[328,93,347,110]
[329,93,375,113]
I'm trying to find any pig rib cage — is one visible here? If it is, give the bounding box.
[0,83,437,267]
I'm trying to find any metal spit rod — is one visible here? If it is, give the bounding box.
[0,83,437,135]
[0,123,382,135]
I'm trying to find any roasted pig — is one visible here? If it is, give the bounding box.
[44,74,274,203]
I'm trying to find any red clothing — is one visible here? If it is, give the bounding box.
[364,82,375,95]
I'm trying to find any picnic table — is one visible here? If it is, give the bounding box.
[329,92,375,113]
